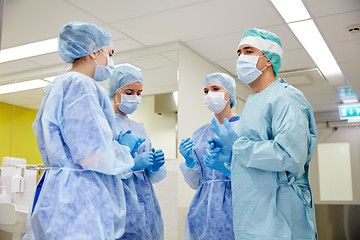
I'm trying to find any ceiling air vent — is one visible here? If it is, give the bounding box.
[347,24,360,34]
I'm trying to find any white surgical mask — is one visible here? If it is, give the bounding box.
[117,94,142,114]
[236,54,267,84]
[204,91,228,113]
[93,50,115,82]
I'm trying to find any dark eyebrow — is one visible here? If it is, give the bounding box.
[210,84,221,89]
[237,46,253,54]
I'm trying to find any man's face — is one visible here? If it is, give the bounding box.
[237,44,270,70]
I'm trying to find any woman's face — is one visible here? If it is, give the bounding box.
[115,81,143,103]
[204,83,230,101]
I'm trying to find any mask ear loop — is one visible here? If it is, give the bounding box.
[259,54,269,72]
[260,65,268,72]
[93,50,108,65]
[114,91,122,106]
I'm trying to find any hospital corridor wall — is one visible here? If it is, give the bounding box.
[0,102,41,165]
[309,124,360,240]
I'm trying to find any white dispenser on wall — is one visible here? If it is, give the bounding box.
[0,185,11,203]
[0,157,38,240]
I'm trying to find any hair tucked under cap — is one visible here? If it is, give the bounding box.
[58,22,113,63]
[238,28,283,77]
[108,65,143,99]
[204,73,237,108]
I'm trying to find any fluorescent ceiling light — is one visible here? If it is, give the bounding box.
[271,0,310,23]
[0,80,49,94]
[115,63,141,71]
[0,38,58,63]
[288,19,343,81]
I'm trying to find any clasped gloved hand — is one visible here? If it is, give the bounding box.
[210,117,239,149]
[132,151,154,171]
[203,138,232,176]
[118,130,145,156]
[179,137,195,168]
[150,148,165,172]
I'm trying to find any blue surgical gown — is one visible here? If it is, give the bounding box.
[23,71,134,240]
[180,116,239,240]
[231,79,317,240]
[115,114,166,240]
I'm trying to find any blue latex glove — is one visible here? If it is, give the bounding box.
[179,137,195,168]
[210,117,239,148]
[150,148,165,172]
[204,137,232,175]
[132,151,154,171]
[118,130,145,156]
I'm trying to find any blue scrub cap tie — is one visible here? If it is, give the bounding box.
[58,22,113,63]
[238,28,283,77]
[108,65,143,99]
[204,73,237,108]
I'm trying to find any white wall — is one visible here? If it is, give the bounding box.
[309,124,360,205]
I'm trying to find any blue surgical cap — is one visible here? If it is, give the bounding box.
[238,28,283,77]
[204,73,237,108]
[108,65,143,99]
[58,22,113,63]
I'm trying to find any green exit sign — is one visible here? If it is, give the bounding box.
[338,86,357,100]
[338,104,360,120]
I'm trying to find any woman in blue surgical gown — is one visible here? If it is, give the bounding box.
[23,22,134,240]
[108,65,166,240]
[179,73,239,240]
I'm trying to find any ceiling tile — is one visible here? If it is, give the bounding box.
[304,0,360,18]
[101,25,129,41]
[3,0,101,48]
[215,58,237,76]
[111,0,283,46]
[340,60,360,79]
[315,10,360,44]
[67,0,211,23]
[186,32,243,62]
[27,52,64,67]
[0,60,41,81]
[340,60,360,96]
[128,54,177,70]
[280,49,316,72]
[112,39,145,55]
[331,40,360,63]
